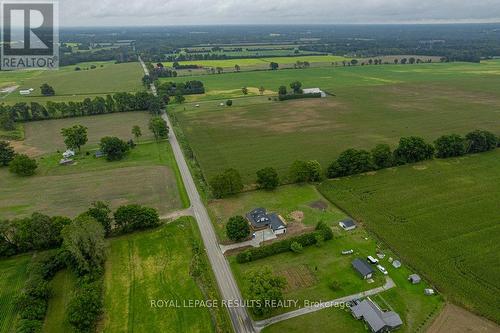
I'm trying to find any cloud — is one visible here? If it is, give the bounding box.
[60,0,500,26]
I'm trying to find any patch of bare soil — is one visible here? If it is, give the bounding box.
[279,265,317,293]
[309,200,328,210]
[8,140,43,157]
[427,304,500,333]
[282,222,314,237]
[288,210,304,223]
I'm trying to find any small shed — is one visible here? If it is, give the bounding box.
[392,260,402,268]
[408,274,421,284]
[95,151,105,158]
[352,258,374,279]
[339,218,357,231]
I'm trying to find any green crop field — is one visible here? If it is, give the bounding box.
[0,141,188,220]
[18,111,154,155]
[4,61,144,104]
[163,55,348,69]
[171,61,500,183]
[318,150,500,323]
[0,254,32,333]
[103,217,230,333]
[42,270,77,333]
[208,184,347,243]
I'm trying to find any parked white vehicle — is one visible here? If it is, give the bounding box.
[377,264,388,275]
[367,256,379,264]
[341,249,354,255]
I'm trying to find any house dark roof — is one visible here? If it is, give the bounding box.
[352,258,374,277]
[351,298,402,333]
[340,218,356,228]
[246,208,285,231]
[268,213,286,231]
[247,208,269,229]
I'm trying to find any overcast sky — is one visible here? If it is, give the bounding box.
[60,0,500,26]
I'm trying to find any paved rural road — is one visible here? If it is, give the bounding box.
[253,277,396,331]
[139,58,256,333]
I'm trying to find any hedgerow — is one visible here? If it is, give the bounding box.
[236,222,333,263]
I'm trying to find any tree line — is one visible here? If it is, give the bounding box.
[0,92,164,127]
[208,130,499,198]
[0,202,160,258]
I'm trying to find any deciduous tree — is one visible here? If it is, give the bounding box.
[149,117,169,141]
[99,136,130,161]
[61,125,88,152]
[256,167,279,190]
[226,216,250,241]
[246,267,286,316]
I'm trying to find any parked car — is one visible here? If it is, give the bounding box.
[377,265,388,275]
[367,256,379,264]
[342,249,354,255]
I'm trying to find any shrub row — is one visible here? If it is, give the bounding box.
[236,222,333,263]
[278,92,322,101]
[15,251,67,333]
[66,276,104,333]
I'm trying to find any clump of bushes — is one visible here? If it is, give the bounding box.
[209,168,243,199]
[114,204,160,233]
[226,216,250,242]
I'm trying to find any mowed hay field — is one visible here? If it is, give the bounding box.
[42,270,77,333]
[0,142,187,220]
[4,61,144,104]
[318,150,500,323]
[172,61,500,183]
[18,111,154,155]
[0,254,32,333]
[103,218,222,333]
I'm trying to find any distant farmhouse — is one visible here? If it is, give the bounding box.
[246,208,287,235]
[352,258,374,279]
[303,88,326,98]
[350,297,403,333]
[339,218,357,231]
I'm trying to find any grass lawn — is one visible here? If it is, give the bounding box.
[0,141,188,219]
[102,217,232,333]
[230,223,443,330]
[0,254,32,333]
[16,111,154,155]
[318,150,500,323]
[42,270,77,333]
[208,184,347,243]
[171,61,500,183]
[4,62,144,104]
[262,307,366,333]
[229,226,386,319]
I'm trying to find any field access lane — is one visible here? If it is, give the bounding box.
[139,58,256,333]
